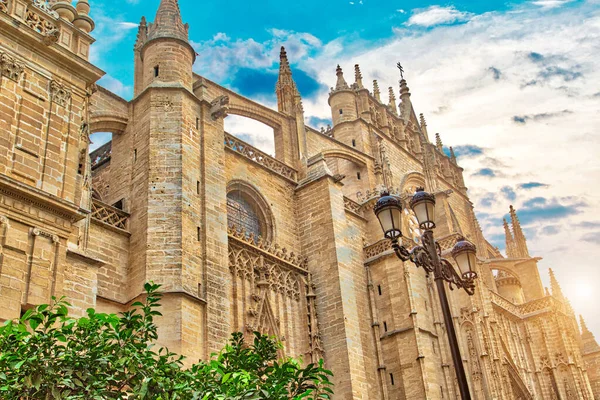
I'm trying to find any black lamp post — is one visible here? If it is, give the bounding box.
[374,187,477,400]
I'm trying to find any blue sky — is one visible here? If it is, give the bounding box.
[89,0,600,336]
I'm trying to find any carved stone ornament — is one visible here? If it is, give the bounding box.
[0,53,25,82]
[31,0,59,18]
[26,8,59,44]
[210,95,229,120]
[0,0,8,14]
[50,80,71,107]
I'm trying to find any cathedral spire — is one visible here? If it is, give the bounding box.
[276,46,299,115]
[510,205,529,257]
[373,80,381,102]
[147,0,189,43]
[580,314,600,354]
[449,147,457,164]
[334,65,349,91]
[419,113,429,140]
[549,268,565,301]
[435,133,443,152]
[354,64,363,89]
[503,218,517,258]
[388,87,398,115]
[399,77,413,121]
[135,16,148,50]
[581,315,591,334]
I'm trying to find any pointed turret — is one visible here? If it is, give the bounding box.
[276,46,299,115]
[329,65,357,125]
[419,113,429,141]
[354,64,363,89]
[133,16,148,96]
[510,205,530,258]
[504,218,517,258]
[373,80,381,102]
[334,65,349,91]
[138,0,195,91]
[388,87,398,115]
[399,78,413,121]
[580,315,600,354]
[549,268,565,301]
[147,0,189,43]
[449,147,457,164]
[435,133,443,152]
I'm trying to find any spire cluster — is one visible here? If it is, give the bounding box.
[503,206,530,258]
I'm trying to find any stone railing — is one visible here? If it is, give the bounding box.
[224,133,297,181]
[356,186,404,203]
[490,291,522,317]
[364,237,413,260]
[343,196,363,217]
[91,199,129,231]
[227,223,307,272]
[25,1,60,45]
[490,292,566,319]
[436,233,462,252]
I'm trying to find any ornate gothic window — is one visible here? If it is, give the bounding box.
[226,181,273,241]
[227,193,263,239]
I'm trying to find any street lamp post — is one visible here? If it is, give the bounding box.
[374,188,478,400]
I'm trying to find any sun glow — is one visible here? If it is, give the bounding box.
[573,281,594,300]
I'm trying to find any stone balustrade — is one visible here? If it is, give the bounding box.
[490,291,568,318]
[224,132,298,181]
[343,196,363,216]
[91,199,129,231]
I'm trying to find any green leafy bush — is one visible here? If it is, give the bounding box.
[0,283,333,399]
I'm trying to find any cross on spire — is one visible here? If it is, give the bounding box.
[397,62,404,80]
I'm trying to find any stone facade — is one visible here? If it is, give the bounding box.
[0,0,599,399]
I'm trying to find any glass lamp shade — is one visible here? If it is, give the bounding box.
[409,188,436,230]
[374,193,403,239]
[451,238,478,279]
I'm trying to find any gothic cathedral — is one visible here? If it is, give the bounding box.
[0,0,598,398]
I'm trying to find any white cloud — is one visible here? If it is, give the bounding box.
[97,75,132,99]
[406,5,474,27]
[89,12,138,66]
[531,0,574,8]
[299,1,600,336]
[190,29,323,81]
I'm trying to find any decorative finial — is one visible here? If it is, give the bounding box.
[373,80,381,101]
[435,133,443,151]
[388,87,397,115]
[397,62,404,80]
[450,146,457,163]
[354,64,363,89]
[334,65,349,91]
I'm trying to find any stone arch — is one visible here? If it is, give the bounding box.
[226,180,275,241]
[400,171,426,193]
[321,149,368,167]
[89,112,128,135]
[89,86,129,135]
[228,103,282,130]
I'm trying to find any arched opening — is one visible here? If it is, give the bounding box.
[226,181,274,242]
[225,115,276,156]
